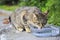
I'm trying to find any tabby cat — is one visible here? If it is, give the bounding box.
[10,6,48,32]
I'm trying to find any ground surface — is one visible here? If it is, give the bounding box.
[0,10,60,40]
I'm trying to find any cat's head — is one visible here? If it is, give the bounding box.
[34,10,49,28]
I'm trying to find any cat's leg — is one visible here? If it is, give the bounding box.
[14,23,24,32]
[17,26,24,32]
[16,26,24,32]
[25,25,31,33]
[19,11,31,32]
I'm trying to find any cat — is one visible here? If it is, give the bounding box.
[10,6,49,32]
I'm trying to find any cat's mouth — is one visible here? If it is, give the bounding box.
[27,20,43,29]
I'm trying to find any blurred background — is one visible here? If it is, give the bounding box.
[0,0,60,26]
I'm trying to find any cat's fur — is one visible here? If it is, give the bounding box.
[10,6,48,32]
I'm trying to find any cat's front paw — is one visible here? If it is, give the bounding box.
[25,28,31,33]
[17,28,23,32]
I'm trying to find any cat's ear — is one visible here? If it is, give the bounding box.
[43,10,49,16]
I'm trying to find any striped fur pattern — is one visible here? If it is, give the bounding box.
[10,6,48,32]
